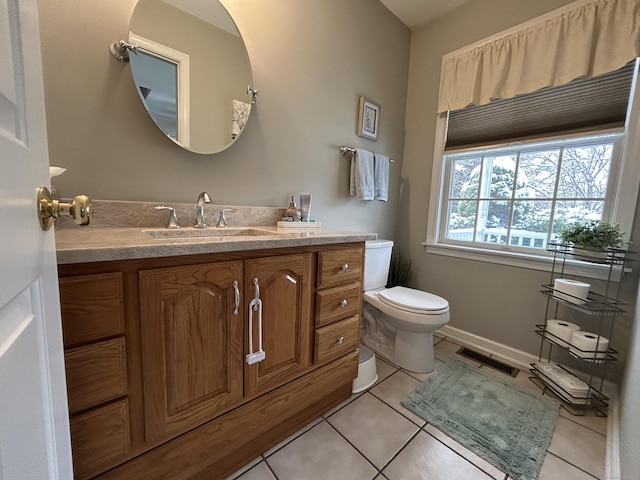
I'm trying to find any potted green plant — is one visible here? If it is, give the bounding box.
[386,247,415,288]
[557,220,624,259]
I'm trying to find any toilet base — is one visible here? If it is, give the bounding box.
[362,330,436,374]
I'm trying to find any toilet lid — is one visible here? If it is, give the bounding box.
[378,286,449,314]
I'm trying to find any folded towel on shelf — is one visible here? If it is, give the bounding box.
[350,148,374,200]
[535,362,589,397]
[374,153,390,202]
[231,99,251,139]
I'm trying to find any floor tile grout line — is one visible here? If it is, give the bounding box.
[321,393,363,421]
[367,387,427,428]
[262,455,280,480]
[418,425,508,480]
[261,418,325,460]
[543,450,603,479]
[323,415,385,475]
[373,428,423,475]
[556,411,608,437]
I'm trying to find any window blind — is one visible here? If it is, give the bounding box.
[445,60,636,150]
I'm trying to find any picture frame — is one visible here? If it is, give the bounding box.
[357,96,380,141]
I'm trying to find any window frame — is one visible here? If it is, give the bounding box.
[440,131,623,253]
[424,61,640,280]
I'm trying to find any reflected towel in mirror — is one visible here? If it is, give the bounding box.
[231,99,251,139]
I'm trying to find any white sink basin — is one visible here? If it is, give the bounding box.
[143,227,285,239]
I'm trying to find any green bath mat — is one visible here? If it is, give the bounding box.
[402,359,559,480]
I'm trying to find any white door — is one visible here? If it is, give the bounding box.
[0,1,73,479]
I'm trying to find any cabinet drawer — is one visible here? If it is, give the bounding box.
[59,272,124,347]
[65,337,127,414]
[314,315,360,364]
[316,283,361,327]
[70,398,130,480]
[317,247,363,288]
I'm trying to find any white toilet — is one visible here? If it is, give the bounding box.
[361,239,450,373]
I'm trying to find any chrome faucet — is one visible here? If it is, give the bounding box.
[153,206,180,229]
[216,208,235,228]
[194,192,212,228]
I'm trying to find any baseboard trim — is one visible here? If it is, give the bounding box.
[437,325,538,371]
[605,390,621,480]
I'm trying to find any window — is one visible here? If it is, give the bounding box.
[426,60,640,274]
[442,132,622,253]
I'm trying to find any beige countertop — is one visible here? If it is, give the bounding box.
[55,226,377,264]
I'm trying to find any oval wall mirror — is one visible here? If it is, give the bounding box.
[127,0,253,154]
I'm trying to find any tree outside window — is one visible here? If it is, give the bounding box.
[444,137,615,250]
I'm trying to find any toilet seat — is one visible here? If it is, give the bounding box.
[377,286,449,315]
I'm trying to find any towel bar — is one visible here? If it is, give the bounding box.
[339,146,394,162]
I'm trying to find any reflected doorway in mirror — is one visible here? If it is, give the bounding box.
[129,33,190,148]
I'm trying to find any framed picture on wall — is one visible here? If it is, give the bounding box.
[357,96,380,141]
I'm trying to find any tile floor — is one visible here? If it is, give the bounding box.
[226,336,607,480]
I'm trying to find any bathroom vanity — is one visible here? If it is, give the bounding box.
[55,211,374,479]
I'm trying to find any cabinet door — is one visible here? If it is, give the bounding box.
[245,254,312,396]
[140,261,244,442]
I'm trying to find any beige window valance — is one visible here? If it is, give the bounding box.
[437,0,640,113]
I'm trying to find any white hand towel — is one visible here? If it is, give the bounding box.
[374,153,390,202]
[350,148,374,200]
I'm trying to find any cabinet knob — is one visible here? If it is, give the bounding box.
[337,336,345,345]
[342,264,349,272]
[340,299,348,308]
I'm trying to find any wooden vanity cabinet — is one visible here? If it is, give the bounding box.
[314,246,364,365]
[139,253,312,441]
[58,273,130,480]
[139,260,245,442]
[244,254,313,396]
[57,243,363,479]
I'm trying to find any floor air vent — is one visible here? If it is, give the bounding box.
[456,347,520,377]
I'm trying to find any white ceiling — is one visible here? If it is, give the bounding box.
[380,0,471,29]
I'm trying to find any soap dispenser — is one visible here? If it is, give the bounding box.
[284,195,302,221]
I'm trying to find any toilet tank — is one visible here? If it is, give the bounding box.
[364,239,394,291]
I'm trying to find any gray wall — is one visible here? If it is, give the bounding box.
[399,0,640,381]
[37,0,411,241]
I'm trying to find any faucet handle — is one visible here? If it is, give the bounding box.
[153,206,180,229]
[216,208,235,228]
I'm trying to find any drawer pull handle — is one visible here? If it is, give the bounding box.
[342,264,349,272]
[340,299,348,308]
[337,336,345,345]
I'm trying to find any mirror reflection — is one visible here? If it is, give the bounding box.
[129,0,253,154]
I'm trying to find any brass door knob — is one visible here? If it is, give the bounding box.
[38,186,92,231]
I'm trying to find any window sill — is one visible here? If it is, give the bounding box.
[422,242,630,281]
